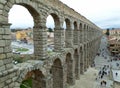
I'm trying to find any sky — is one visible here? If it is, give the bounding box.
[8,0,120,29]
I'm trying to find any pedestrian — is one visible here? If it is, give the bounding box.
[98,71,101,75]
[115,72,118,76]
[116,63,119,67]
[101,75,103,79]
[100,81,103,86]
[104,81,107,86]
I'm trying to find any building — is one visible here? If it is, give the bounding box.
[108,28,120,55]
[15,28,33,44]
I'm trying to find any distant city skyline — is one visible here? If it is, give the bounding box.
[8,0,120,29]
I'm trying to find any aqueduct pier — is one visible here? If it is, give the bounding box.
[0,0,102,88]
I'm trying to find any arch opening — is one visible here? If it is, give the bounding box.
[46,13,61,52]
[51,58,63,88]
[20,70,45,88]
[46,15,55,52]
[74,21,77,30]
[8,4,40,63]
[80,46,84,74]
[79,23,82,30]
[74,49,79,79]
[65,18,71,29]
[66,53,73,84]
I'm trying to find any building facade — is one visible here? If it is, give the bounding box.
[108,29,120,55]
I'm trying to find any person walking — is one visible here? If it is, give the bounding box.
[115,72,118,76]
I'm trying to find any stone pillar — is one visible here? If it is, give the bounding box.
[83,28,86,43]
[79,30,82,44]
[84,45,87,71]
[89,43,92,66]
[73,29,79,45]
[65,54,75,86]
[54,28,64,52]
[32,78,47,88]
[46,75,53,88]
[86,44,89,68]
[90,29,92,41]
[68,59,75,85]
[0,23,18,88]
[86,28,88,42]
[89,28,90,41]
[88,44,91,66]
[74,51,80,79]
[63,64,67,88]
[34,25,48,60]
[0,23,13,71]
[87,29,90,41]
[91,29,94,40]
[80,47,84,74]
[65,29,73,48]
[85,27,87,43]
[52,65,64,88]
[83,27,85,43]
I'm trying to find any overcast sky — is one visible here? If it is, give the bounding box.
[9,0,120,29]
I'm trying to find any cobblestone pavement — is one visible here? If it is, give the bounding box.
[70,67,98,88]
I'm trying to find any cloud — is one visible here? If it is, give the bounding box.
[60,0,120,29]
[9,1,120,29]
[8,5,34,29]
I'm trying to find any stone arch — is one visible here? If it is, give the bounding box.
[74,21,77,30]
[65,53,74,85]
[73,21,79,45]
[84,44,87,71]
[79,23,82,30]
[80,46,84,74]
[3,1,40,23]
[3,1,42,60]
[52,58,63,88]
[87,25,89,29]
[79,23,83,43]
[19,4,40,27]
[74,49,80,79]
[86,43,89,68]
[17,69,46,88]
[46,11,61,29]
[46,11,63,51]
[65,18,71,29]
[64,18,73,48]
[84,24,86,29]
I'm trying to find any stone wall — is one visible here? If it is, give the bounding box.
[0,0,102,88]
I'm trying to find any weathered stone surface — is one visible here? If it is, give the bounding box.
[3,35,11,39]
[3,58,12,64]
[5,63,13,70]
[0,82,4,88]
[0,60,3,66]
[0,0,103,88]
[0,65,5,71]
[0,48,3,53]
[0,0,7,5]
[0,54,6,59]
[0,40,5,47]
[4,46,12,53]
[0,28,4,34]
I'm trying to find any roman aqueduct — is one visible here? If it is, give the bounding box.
[0,0,102,88]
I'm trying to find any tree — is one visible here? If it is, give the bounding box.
[48,28,53,32]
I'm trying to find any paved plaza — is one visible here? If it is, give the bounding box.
[70,36,119,88]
